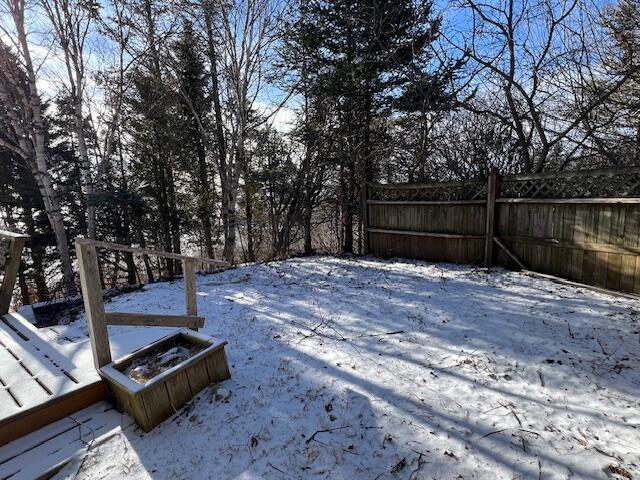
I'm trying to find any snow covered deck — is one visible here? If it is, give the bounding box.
[2,257,639,478]
[0,312,106,447]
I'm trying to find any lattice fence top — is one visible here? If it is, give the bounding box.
[369,180,487,202]
[500,167,640,199]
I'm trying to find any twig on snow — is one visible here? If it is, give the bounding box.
[566,321,574,339]
[305,425,350,444]
[594,446,624,462]
[267,462,290,477]
[352,330,404,339]
[538,458,542,480]
[481,428,506,438]
[499,401,523,427]
[596,337,609,356]
[409,452,427,480]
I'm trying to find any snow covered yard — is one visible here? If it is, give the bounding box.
[47,256,639,479]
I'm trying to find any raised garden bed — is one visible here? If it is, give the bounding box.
[100,329,231,431]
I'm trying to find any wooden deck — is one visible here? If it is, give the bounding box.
[0,313,107,447]
[0,401,132,480]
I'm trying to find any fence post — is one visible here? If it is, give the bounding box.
[76,239,112,368]
[484,170,499,266]
[183,258,198,331]
[0,236,28,315]
[361,181,369,255]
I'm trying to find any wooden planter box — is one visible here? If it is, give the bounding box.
[100,329,231,432]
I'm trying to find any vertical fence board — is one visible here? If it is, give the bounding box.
[621,206,639,292]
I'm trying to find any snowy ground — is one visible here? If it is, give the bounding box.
[43,256,639,479]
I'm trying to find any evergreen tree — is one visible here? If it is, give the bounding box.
[173,21,216,258]
[283,0,457,252]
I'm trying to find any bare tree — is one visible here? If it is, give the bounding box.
[0,0,77,294]
[211,0,280,263]
[447,0,638,172]
[41,0,97,238]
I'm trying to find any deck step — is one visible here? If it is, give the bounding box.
[0,313,107,447]
[0,380,108,447]
[0,401,134,480]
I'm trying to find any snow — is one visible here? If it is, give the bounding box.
[36,256,640,479]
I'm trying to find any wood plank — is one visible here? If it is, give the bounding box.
[0,401,115,464]
[606,253,623,291]
[484,171,499,267]
[185,361,210,396]
[0,401,123,479]
[104,312,205,329]
[164,370,193,410]
[620,254,637,293]
[582,250,596,285]
[621,206,640,292]
[530,205,544,271]
[0,346,43,409]
[204,348,231,383]
[560,205,576,278]
[523,270,640,301]
[593,207,612,285]
[0,381,107,446]
[494,237,526,269]
[368,229,484,239]
[367,200,486,206]
[572,205,587,281]
[0,329,77,400]
[139,383,173,432]
[76,241,111,368]
[571,249,584,283]
[610,207,626,245]
[0,231,29,239]
[498,237,640,255]
[593,252,609,288]
[75,238,229,267]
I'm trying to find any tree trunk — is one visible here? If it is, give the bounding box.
[204,4,233,262]
[22,205,49,301]
[74,98,96,239]
[242,161,255,262]
[195,139,214,258]
[166,161,182,276]
[9,4,77,295]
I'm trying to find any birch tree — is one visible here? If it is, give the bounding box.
[41,0,98,238]
[0,0,77,294]
[213,0,280,263]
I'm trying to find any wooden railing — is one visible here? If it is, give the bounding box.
[75,238,230,368]
[0,230,29,315]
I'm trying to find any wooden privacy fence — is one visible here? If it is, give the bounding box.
[364,167,640,295]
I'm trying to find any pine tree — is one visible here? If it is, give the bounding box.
[173,21,216,258]
[283,0,455,252]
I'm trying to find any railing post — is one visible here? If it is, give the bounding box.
[76,239,112,368]
[361,181,369,255]
[484,170,499,267]
[183,259,198,331]
[0,235,28,315]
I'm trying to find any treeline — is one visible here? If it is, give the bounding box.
[0,0,638,303]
